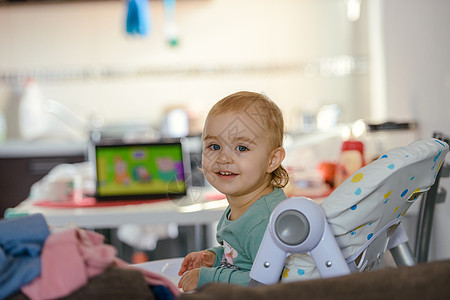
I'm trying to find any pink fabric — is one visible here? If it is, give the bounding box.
[21,228,180,299]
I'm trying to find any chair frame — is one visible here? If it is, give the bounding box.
[250,138,449,286]
[414,133,449,263]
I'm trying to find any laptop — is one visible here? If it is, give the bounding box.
[91,139,190,201]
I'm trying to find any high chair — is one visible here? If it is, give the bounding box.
[134,138,448,288]
[250,137,449,285]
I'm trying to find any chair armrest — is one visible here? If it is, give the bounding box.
[250,197,350,285]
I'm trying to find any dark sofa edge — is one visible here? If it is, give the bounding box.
[179,259,450,300]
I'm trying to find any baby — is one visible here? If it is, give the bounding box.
[177,91,289,291]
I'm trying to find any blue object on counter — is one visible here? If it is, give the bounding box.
[126,0,151,36]
[0,213,50,299]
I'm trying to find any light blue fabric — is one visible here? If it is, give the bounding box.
[0,213,50,299]
[126,0,150,36]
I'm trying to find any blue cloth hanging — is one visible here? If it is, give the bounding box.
[0,213,50,299]
[126,0,151,36]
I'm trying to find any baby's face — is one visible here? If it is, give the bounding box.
[201,112,274,198]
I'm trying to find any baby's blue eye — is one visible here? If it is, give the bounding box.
[209,144,221,150]
[236,145,248,152]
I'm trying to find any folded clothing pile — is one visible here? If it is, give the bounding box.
[0,214,180,300]
[0,214,50,299]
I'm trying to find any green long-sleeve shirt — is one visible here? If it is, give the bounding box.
[198,187,287,287]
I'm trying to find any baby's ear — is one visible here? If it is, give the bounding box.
[268,147,285,173]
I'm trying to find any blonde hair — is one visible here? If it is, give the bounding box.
[205,91,289,188]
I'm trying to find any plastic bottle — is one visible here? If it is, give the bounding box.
[18,78,48,140]
[334,139,365,187]
[0,112,6,142]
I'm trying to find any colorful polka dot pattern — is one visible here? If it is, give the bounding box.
[281,139,448,282]
[282,267,306,279]
[401,189,408,197]
[357,153,400,236]
[348,150,437,239]
[383,191,392,204]
[352,173,364,182]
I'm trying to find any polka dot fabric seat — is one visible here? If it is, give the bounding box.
[282,138,449,282]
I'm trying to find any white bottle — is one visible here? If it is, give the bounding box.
[18,78,48,140]
[0,111,6,142]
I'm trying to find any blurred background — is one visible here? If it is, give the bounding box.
[0,0,449,262]
[1,0,449,140]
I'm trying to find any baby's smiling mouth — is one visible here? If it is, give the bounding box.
[217,171,237,176]
[219,171,233,175]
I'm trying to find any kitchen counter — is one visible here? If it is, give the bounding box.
[0,140,88,158]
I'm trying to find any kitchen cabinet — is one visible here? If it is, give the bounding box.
[0,141,87,218]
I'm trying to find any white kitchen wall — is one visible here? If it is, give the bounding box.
[379,0,450,262]
[383,0,450,139]
[0,0,368,140]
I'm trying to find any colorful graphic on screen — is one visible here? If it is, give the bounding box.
[96,143,186,198]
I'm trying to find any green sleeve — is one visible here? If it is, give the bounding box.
[206,246,224,267]
[198,267,250,287]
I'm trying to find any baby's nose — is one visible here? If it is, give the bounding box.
[217,149,233,164]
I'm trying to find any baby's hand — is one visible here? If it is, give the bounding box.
[178,251,216,276]
[178,268,200,292]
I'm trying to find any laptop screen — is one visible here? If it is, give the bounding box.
[93,140,188,201]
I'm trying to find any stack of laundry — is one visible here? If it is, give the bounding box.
[0,214,180,300]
